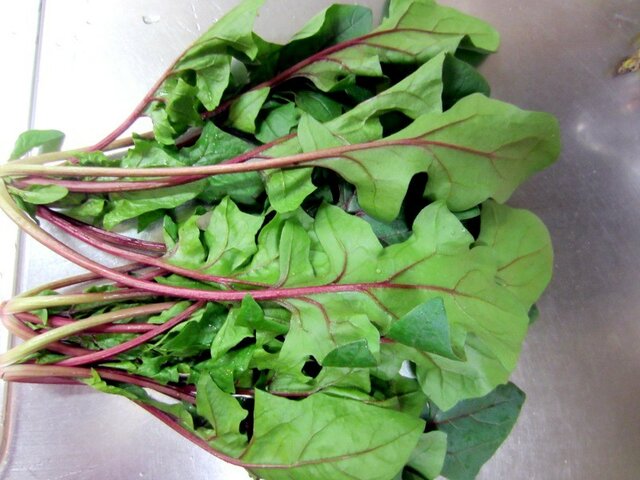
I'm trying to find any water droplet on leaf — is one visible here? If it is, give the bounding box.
[142,14,160,25]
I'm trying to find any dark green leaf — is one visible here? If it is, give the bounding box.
[247,4,373,84]
[255,102,300,143]
[442,54,490,108]
[322,339,377,368]
[387,298,462,360]
[295,91,343,122]
[156,303,226,357]
[431,382,525,480]
[137,209,165,232]
[295,1,499,91]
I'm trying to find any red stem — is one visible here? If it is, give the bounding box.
[38,207,267,287]
[55,210,166,253]
[79,25,414,161]
[0,364,196,404]
[57,301,204,367]
[5,186,446,303]
[3,137,426,179]
[202,28,412,120]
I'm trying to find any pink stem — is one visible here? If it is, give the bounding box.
[0,364,196,404]
[57,301,204,367]
[89,60,180,152]
[15,312,156,334]
[15,175,205,193]
[17,262,145,297]
[6,189,440,303]
[1,315,92,357]
[135,402,246,466]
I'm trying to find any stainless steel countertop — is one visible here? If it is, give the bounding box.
[0,1,639,479]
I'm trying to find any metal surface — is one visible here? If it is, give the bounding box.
[0,0,639,479]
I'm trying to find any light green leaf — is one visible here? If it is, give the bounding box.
[274,203,527,409]
[264,53,446,213]
[236,294,264,328]
[297,113,346,152]
[165,77,203,127]
[210,307,253,361]
[242,391,424,480]
[165,214,206,269]
[66,198,105,221]
[121,137,182,168]
[406,431,448,480]
[10,129,65,160]
[228,87,270,133]
[182,122,252,166]
[147,101,178,145]
[303,94,560,221]
[195,55,232,111]
[328,52,446,139]
[9,185,68,205]
[103,180,205,230]
[202,197,264,275]
[196,374,248,439]
[476,200,553,308]
[176,0,265,68]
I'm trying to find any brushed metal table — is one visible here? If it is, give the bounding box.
[0,1,638,479]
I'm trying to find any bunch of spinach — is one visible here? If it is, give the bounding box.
[0,1,559,479]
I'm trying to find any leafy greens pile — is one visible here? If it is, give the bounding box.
[0,1,559,479]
